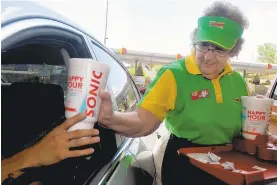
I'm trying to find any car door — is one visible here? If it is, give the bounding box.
[87,40,156,185]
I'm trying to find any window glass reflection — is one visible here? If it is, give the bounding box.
[91,44,138,112]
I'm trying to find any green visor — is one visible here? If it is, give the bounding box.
[194,16,244,50]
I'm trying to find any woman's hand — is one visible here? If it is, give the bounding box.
[26,113,100,167]
[98,90,114,126]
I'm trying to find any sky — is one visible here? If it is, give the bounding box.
[33,0,277,62]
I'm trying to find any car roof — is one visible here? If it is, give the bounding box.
[1,0,102,45]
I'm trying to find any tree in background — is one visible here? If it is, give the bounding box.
[257,43,277,64]
[135,64,144,76]
[252,74,260,85]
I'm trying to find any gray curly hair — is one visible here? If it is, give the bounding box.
[192,1,249,57]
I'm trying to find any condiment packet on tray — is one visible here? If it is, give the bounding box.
[208,152,221,162]
[186,153,210,163]
[252,166,267,171]
[221,161,235,171]
[186,152,221,164]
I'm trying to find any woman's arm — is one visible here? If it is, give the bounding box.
[98,69,176,137]
[100,108,162,138]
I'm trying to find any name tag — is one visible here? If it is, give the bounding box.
[191,89,210,100]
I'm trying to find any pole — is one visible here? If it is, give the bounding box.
[135,60,138,71]
[243,69,246,78]
[104,0,109,45]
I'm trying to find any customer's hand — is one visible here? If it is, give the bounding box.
[98,90,114,126]
[26,113,100,167]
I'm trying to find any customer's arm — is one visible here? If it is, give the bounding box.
[99,68,176,137]
[2,113,100,183]
[1,148,37,182]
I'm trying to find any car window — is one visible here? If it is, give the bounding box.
[90,43,138,112]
